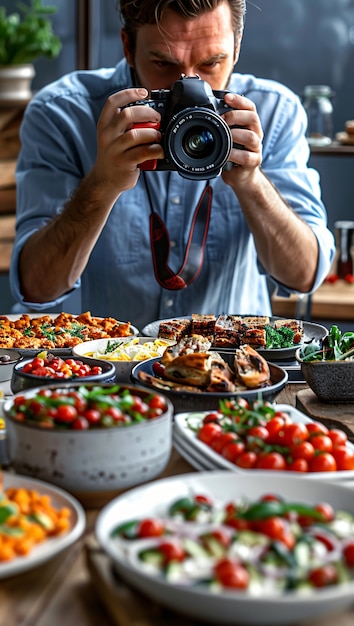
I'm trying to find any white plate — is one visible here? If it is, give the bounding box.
[142,316,328,361]
[0,472,86,579]
[96,472,354,625]
[173,405,354,481]
[173,429,220,471]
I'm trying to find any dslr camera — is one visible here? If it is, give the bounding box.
[129,75,237,181]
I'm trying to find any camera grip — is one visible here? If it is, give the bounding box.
[132,121,161,171]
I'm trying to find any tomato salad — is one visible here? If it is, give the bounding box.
[111,492,354,593]
[187,398,354,473]
[20,353,103,379]
[8,385,169,430]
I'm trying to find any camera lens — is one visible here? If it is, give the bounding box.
[184,128,215,158]
[165,108,232,180]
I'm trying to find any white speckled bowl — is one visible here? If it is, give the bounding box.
[295,348,354,403]
[3,383,174,506]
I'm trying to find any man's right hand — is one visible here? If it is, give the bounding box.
[93,88,164,199]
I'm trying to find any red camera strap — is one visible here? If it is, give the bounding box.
[143,173,212,290]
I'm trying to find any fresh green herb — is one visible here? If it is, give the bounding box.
[264,324,295,349]
[66,323,87,339]
[104,339,124,354]
[237,500,324,521]
[0,0,62,65]
[39,323,58,343]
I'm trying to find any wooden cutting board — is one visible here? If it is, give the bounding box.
[85,537,354,626]
[296,389,354,441]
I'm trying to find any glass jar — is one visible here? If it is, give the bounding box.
[303,85,334,146]
[334,220,354,278]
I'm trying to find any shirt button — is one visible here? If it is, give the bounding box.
[170,240,176,248]
[171,196,181,204]
[165,299,174,308]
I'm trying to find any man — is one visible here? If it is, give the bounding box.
[10,0,335,330]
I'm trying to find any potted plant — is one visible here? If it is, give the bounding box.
[0,0,62,102]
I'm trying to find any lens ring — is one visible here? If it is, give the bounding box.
[164,108,232,176]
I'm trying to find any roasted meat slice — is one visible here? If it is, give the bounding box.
[161,334,212,366]
[234,344,270,388]
[163,352,213,387]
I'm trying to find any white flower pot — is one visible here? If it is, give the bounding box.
[0,63,35,103]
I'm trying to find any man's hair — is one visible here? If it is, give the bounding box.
[118,0,246,48]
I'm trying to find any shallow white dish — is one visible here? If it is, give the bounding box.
[173,430,219,471]
[72,337,174,383]
[142,316,328,361]
[96,472,354,625]
[0,471,85,580]
[173,404,354,481]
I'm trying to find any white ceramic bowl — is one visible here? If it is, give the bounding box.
[72,337,175,383]
[96,471,354,626]
[4,383,174,504]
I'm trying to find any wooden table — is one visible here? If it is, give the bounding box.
[1,383,354,626]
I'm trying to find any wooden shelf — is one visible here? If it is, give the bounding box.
[272,280,354,321]
[310,141,354,157]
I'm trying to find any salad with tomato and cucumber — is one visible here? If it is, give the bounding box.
[110,491,354,594]
[179,398,354,473]
[7,384,169,430]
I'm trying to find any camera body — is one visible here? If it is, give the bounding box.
[129,75,236,181]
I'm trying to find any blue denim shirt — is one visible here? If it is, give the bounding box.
[10,60,335,331]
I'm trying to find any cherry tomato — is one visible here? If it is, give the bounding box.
[152,361,166,378]
[253,517,290,544]
[56,404,78,423]
[310,434,333,453]
[306,422,329,437]
[331,446,354,471]
[309,452,337,473]
[158,540,186,564]
[265,416,289,444]
[287,458,309,472]
[72,416,89,430]
[197,422,223,446]
[103,407,127,423]
[211,432,237,454]
[222,440,246,463]
[247,425,270,441]
[256,452,287,471]
[214,558,249,589]
[327,428,348,448]
[314,502,335,522]
[147,395,166,411]
[309,564,338,588]
[82,409,101,425]
[202,411,220,424]
[343,541,354,566]
[206,528,231,548]
[138,518,165,538]
[194,494,213,507]
[235,450,258,469]
[31,357,45,369]
[278,423,309,447]
[289,441,315,461]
